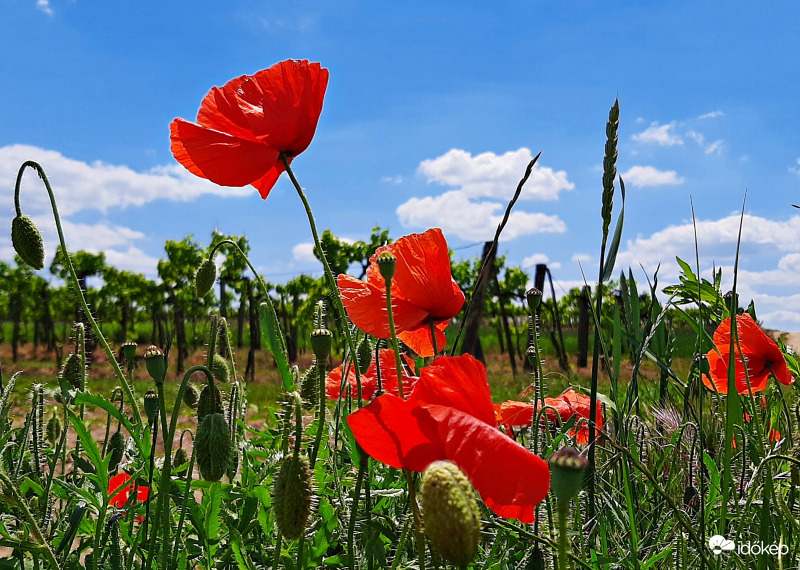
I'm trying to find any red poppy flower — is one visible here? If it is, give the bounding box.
[347,354,550,523]
[326,348,419,400]
[498,388,603,445]
[170,60,329,199]
[108,472,149,509]
[338,228,465,357]
[702,314,794,394]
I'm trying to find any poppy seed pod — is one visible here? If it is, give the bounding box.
[310,328,333,362]
[526,287,543,312]
[144,346,166,385]
[107,430,125,473]
[548,447,588,502]
[120,342,137,367]
[195,412,231,482]
[300,365,317,408]
[357,337,372,375]
[143,389,160,425]
[197,384,223,423]
[60,353,83,390]
[211,354,230,384]
[11,214,45,270]
[273,454,313,540]
[420,460,482,566]
[375,251,397,283]
[195,258,216,297]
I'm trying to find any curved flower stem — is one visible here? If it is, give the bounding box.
[13,161,142,426]
[280,155,364,394]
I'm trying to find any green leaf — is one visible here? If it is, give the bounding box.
[74,392,144,457]
[67,408,107,490]
[259,301,294,391]
[204,482,223,541]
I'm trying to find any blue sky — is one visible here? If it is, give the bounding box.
[2,1,800,331]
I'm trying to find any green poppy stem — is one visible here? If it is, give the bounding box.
[13,161,143,427]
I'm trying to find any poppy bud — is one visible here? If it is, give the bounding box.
[46,414,61,447]
[144,346,166,385]
[60,353,83,390]
[197,384,223,423]
[548,447,588,502]
[526,346,539,369]
[120,341,137,367]
[195,257,216,297]
[183,384,200,409]
[273,454,313,540]
[195,412,231,482]
[300,365,317,408]
[210,354,230,384]
[375,251,397,283]
[11,214,45,270]
[526,287,543,312]
[107,430,125,473]
[173,447,189,472]
[527,545,546,570]
[357,337,372,375]
[419,460,481,566]
[310,328,333,362]
[143,389,160,425]
[217,318,232,359]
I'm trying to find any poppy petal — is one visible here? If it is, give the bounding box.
[338,275,430,338]
[346,395,445,472]
[425,405,550,523]
[397,325,446,358]
[169,119,279,187]
[370,229,465,321]
[410,355,496,427]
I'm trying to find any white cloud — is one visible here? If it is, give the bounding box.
[418,148,574,201]
[571,253,592,263]
[292,242,317,263]
[397,190,566,242]
[704,140,723,155]
[632,122,683,146]
[611,214,800,330]
[686,130,704,145]
[1,144,253,217]
[381,175,403,184]
[699,110,725,119]
[36,0,53,16]
[102,247,162,276]
[790,158,800,175]
[621,166,685,188]
[522,253,562,270]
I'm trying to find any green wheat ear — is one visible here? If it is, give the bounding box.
[601,98,620,243]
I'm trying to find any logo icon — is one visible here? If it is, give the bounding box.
[709,535,735,555]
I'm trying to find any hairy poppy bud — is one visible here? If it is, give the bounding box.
[143,389,160,425]
[300,365,317,408]
[526,287,543,312]
[375,251,396,283]
[210,354,230,384]
[548,447,588,501]
[107,430,125,473]
[195,412,231,482]
[183,384,200,409]
[144,346,166,385]
[197,384,223,423]
[173,447,189,472]
[120,342,137,367]
[60,353,83,390]
[310,328,333,363]
[11,214,45,270]
[195,258,216,297]
[46,414,61,447]
[420,460,481,566]
[273,454,313,540]
[357,337,372,375]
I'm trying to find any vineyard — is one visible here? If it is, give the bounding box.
[1,59,799,570]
